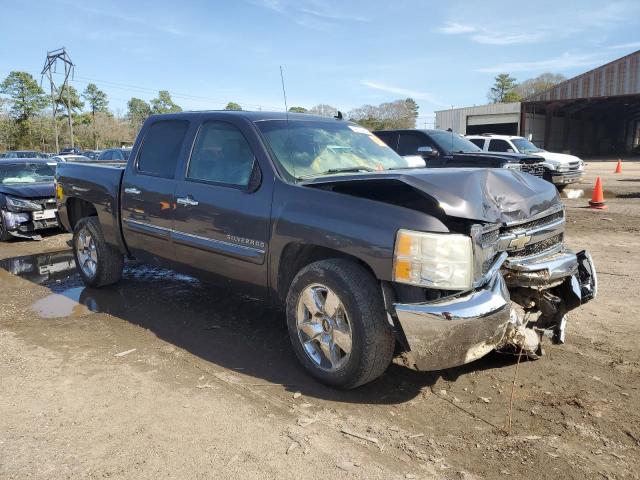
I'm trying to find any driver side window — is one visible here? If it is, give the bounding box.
[187,121,255,187]
[398,133,430,156]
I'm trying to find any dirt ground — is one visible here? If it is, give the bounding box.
[1,160,639,479]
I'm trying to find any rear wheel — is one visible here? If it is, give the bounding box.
[286,259,395,389]
[73,217,124,287]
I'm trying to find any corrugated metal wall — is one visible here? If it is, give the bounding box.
[435,103,521,133]
[525,50,640,102]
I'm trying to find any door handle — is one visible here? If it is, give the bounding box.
[176,196,199,206]
[124,187,141,195]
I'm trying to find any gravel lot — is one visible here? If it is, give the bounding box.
[1,160,639,479]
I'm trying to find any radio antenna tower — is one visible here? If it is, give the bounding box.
[41,47,75,152]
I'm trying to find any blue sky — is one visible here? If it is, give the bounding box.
[1,0,638,124]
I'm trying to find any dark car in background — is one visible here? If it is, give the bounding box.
[82,150,103,160]
[59,147,83,155]
[0,158,59,240]
[374,129,545,177]
[97,148,132,162]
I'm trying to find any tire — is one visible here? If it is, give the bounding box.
[0,211,12,242]
[72,216,124,287]
[286,259,395,389]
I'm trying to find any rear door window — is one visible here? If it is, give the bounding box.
[374,131,399,151]
[468,138,486,149]
[488,139,514,152]
[137,120,189,178]
[99,150,112,161]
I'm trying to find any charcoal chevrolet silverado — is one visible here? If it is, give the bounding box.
[0,158,60,241]
[375,129,545,178]
[55,111,597,389]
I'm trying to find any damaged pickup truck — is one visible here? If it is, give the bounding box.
[55,111,597,389]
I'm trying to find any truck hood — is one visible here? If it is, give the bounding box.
[0,182,55,199]
[303,168,560,224]
[537,150,582,165]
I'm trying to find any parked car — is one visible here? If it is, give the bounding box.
[2,150,48,159]
[374,129,545,177]
[51,155,92,163]
[59,147,83,155]
[0,158,60,240]
[466,134,584,188]
[82,150,103,160]
[55,111,596,389]
[97,148,132,162]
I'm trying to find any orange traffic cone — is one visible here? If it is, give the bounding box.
[614,159,622,173]
[589,176,607,209]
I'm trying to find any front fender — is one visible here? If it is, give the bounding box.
[268,181,449,294]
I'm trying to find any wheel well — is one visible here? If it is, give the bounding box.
[276,243,378,303]
[67,198,98,230]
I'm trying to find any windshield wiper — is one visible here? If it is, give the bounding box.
[298,166,375,179]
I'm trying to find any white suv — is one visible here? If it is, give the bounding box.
[466,134,584,188]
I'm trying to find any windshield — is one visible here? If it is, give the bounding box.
[429,131,482,154]
[511,138,543,154]
[256,120,412,180]
[0,163,55,184]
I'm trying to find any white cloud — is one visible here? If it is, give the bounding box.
[477,53,602,73]
[437,22,476,34]
[471,31,547,46]
[361,81,447,107]
[249,0,368,30]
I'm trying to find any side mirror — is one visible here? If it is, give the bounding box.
[417,146,438,158]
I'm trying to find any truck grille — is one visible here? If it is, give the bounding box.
[508,233,564,258]
[521,163,544,178]
[30,197,57,209]
[499,207,565,260]
[568,161,581,171]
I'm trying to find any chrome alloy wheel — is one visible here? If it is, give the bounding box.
[76,226,98,278]
[296,283,353,371]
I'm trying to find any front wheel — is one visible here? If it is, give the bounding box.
[286,259,395,389]
[72,216,124,287]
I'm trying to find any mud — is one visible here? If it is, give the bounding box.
[1,160,640,479]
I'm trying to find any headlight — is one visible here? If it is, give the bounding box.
[556,164,570,172]
[5,196,43,212]
[393,229,473,290]
[505,163,522,171]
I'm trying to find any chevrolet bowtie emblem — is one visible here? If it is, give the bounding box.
[508,234,532,250]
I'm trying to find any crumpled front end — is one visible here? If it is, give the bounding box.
[1,197,59,240]
[390,205,597,372]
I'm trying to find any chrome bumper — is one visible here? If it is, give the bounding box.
[392,249,597,372]
[551,170,583,185]
[394,274,512,371]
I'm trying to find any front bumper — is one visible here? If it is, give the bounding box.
[392,249,596,371]
[1,209,59,239]
[550,170,583,185]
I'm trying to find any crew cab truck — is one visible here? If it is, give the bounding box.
[466,134,585,188]
[374,129,545,178]
[56,111,597,389]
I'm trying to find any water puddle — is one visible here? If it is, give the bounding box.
[31,287,94,318]
[0,250,76,285]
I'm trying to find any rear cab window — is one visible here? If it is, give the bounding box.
[137,120,189,178]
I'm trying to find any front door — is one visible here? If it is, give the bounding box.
[121,119,190,265]
[172,118,272,298]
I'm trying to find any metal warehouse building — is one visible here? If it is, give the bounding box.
[436,50,640,156]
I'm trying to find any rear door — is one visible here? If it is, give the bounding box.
[121,119,190,265]
[172,116,273,299]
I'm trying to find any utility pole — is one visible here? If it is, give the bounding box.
[41,47,75,152]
